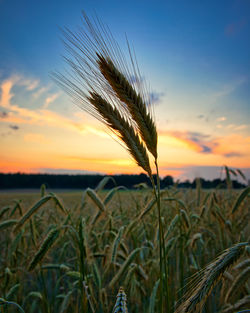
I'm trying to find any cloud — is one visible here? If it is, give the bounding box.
[200,145,212,153]
[9,125,19,130]
[216,116,226,122]
[33,86,50,99]
[0,79,15,107]
[127,75,164,105]
[176,131,213,153]
[0,75,40,108]
[0,76,40,108]
[0,77,82,132]
[0,76,121,141]
[149,92,164,105]
[224,152,243,158]
[159,130,215,154]
[213,134,250,159]
[226,124,248,131]
[197,114,204,119]
[196,114,209,122]
[43,93,60,108]
[0,111,8,118]
[159,129,250,161]
[209,78,246,103]
[234,124,248,131]
[21,79,39,91]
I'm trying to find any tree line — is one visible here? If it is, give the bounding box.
[0,173,246,189]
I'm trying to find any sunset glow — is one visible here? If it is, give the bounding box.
[0,0,249,181]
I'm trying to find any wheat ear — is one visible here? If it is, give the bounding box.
[28,228,60,271]
[97,54,158,159]
[175,242,249,313]
[88,92,152,176]
[112,287,128,313]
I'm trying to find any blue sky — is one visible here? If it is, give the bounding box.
[0,0,249,181]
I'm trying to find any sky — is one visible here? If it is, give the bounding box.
[0,0,250,182]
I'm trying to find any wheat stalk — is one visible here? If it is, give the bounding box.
[53,12,166,313]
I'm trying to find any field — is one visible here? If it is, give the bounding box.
[0,182,249,313]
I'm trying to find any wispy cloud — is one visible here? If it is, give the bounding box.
[226,124,248,131]
[0,76,40,108]
[224,152,243,158]
[43,92,60,108]
[216,116,226,122]
[21,78,39,91]
[0,76,115,140]
[0,77,78,132]
[197,114,204,119]
[209,77,246,103]
[234,124,248,131]
[0,79,15,107]
[32,85,50,99]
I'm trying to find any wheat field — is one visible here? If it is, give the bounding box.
[0,182,249,313]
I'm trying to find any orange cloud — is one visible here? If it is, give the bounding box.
[0,77,111,139]
[159,133,201,152]
[158,130,213,153]
[213,134,250,159]
[0,80,15,107]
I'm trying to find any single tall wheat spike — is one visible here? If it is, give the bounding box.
[112,287,128,313]
[52,12,157,177]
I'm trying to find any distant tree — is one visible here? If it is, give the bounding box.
[178,179,192,188]
[162,175,174,187]
[0,173,246,190]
